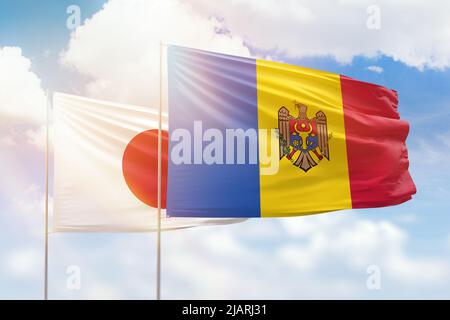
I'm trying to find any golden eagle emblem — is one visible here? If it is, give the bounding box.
[278,102,331,172]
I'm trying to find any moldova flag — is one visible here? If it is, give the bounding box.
[167,45,416,218]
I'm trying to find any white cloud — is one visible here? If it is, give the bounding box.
[60,0,450,107]
[0,134,16,146]
[0,47,47,239]
[25,126,46,149]
[0,47,46,124]
[190,0,450,70]
[60,0,251,106]
[11,184,44,216]
[366,65,384,73]
[3,247,41,279]
[280,216,449,285]
[85,284,123,300]
[0,45,47,161]
[0,47,46,299]
[5,215,445,300]
[385,253,449,284]
[42,49,51,58]
[162,215,450,298]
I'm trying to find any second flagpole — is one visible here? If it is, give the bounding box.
[44,90,52,300]
[156,41,163,300]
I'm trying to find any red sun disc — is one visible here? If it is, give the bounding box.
[122,129,168,208]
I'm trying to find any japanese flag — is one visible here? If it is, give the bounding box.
[52,92,243,232]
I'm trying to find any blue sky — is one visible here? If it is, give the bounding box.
[1,0,450,299]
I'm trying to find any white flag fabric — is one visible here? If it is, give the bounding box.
[53,92,244,232]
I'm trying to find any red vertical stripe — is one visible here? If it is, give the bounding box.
[341,75,416,208]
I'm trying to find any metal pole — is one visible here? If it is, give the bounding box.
[44,91,51,300]
[156,42,163,300]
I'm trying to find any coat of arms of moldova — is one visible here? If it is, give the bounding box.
[278,102,331,172]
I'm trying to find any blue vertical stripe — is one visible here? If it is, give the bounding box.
[167,46,261,217]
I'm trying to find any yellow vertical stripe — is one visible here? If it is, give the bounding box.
[256,60,352,217]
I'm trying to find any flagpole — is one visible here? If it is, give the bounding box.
[44,90,51,300]
[156,41,163,300]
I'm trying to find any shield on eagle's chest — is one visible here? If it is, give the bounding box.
[278,102,330,172]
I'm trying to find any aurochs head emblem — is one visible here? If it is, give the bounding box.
[278,102,331,172]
